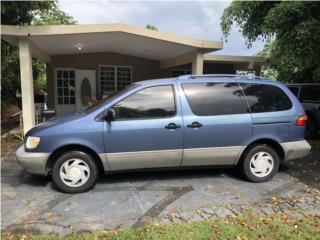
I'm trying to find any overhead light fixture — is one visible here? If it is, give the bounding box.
[75,43,85,51]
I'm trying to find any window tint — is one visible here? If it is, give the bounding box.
[182,82,249,116]
[84,84,138,114]
[288,86,300,97]
[300,85,320,102]
[112,85,176,120]
[240,83,292,113]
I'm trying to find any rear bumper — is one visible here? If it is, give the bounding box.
[280,140,311,161]
[16,145,50,175]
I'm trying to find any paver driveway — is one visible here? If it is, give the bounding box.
[2,144,320,235]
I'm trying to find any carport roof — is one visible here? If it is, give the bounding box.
[204,54,279,65]
[1,23,223,62]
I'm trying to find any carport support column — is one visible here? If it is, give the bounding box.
[19,38,35,135]
[254,65,261,76]
[191,52,203,75]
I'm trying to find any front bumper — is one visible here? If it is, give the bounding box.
[16,145,50,175]
[280,140,311,161]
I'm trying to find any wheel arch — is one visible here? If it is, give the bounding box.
[238,138,285,164]
[45,144,105,175]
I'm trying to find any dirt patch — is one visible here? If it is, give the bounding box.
[1,135,22,157]
[1,105,21,120]
[1,104,21,134]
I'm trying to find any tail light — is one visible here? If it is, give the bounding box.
[296,115,308,126]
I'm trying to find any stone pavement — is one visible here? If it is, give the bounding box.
[2,144,320,235]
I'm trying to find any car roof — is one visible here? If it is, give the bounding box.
[135,74,274,85]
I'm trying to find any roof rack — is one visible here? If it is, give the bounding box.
[178,74,266,80]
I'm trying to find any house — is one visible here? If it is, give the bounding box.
[1,23,276,134]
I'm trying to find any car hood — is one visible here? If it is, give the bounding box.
[26,112,84,136]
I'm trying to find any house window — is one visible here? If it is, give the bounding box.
[100,65,132,94]
[56,69,75,104]
[171,69,191,77]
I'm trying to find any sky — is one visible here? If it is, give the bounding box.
[58,0,265,56]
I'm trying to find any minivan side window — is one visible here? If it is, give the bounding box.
[112,85,176,120]
[182,82,249,116]
[240,83,292,113]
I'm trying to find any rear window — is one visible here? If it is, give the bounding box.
[182,82,249,116]
[300,85,320,102]
[240,83,292,113]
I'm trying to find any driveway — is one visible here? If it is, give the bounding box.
[2,144,320,235]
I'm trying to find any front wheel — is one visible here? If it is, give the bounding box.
[241,145,280,182]
[52,151,98,193]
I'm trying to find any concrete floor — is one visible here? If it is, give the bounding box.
[2,144,320,235]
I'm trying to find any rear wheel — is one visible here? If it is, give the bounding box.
[241,145,280,182]
[52,151,98,193]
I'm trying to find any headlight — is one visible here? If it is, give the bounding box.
[26,136,41,149]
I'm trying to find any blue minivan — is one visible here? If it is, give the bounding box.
[16,75,311,193]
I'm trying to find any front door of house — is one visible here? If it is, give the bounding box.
[75,69,96,111]
[55,68,76,116]
[55,69,96,116]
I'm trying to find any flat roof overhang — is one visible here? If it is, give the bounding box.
[1,23,223,62]
[204,54,279,65]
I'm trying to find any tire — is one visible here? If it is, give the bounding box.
[52,150,98,193]
[305,118,317,139]
[241,144,280,182]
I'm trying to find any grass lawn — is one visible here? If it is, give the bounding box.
[2,213,320,240]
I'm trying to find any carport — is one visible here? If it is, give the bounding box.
[1,23,274,134]
[1,23,223,134]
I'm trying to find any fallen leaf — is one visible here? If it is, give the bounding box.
[20,235,27,240]
[22,200,31,205]
[47,211,53,218]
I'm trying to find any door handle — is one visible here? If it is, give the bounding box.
[187,121,203,128]
[165,123,181,129]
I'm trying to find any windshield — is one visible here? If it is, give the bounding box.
[82,84,139,114]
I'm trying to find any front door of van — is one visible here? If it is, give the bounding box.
[179,81,252,166]
[103,84,183,171]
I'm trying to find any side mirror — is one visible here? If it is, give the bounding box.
[105,109,115,122]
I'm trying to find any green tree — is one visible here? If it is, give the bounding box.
[32,7,77,25]
[1,1,76,108]
[146,24,158,31]
[221,1,320,83]
[255,40,278,80]
[1,1,55,25]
